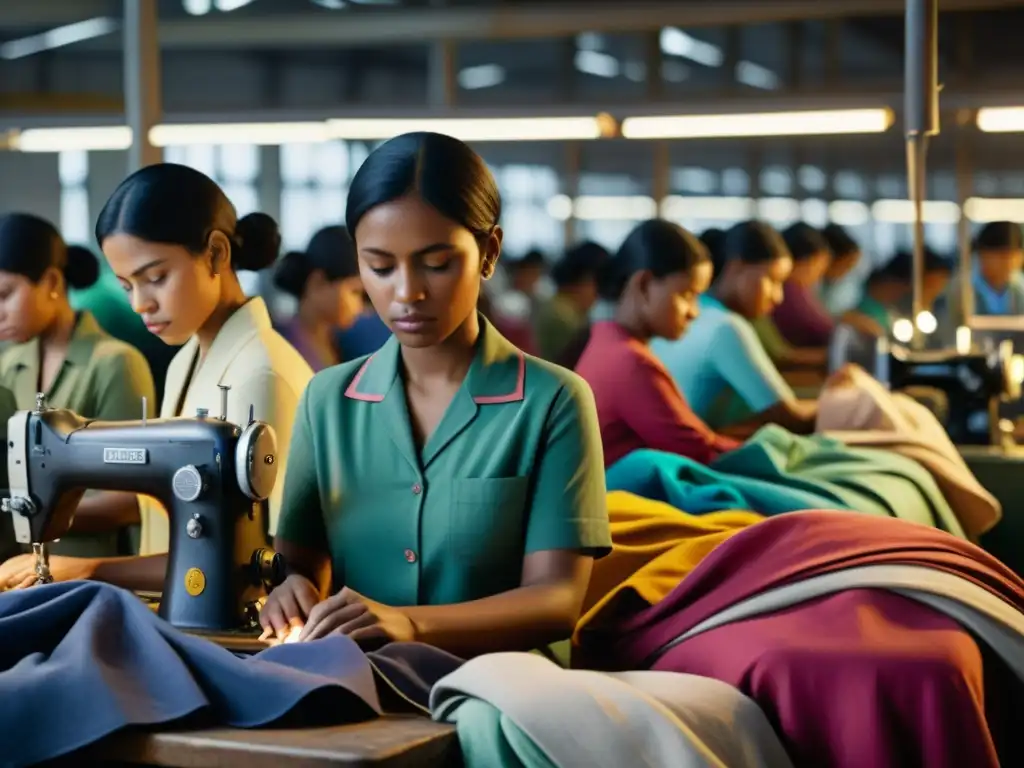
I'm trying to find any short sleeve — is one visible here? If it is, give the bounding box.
[713,316,794,414]
[524,379,611,557]
[93,349,157,421]
[231,372,303,538]
[273,385,328,551]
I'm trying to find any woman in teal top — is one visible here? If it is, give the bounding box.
[0,213,156,560]
[651,220,821,435]
[262,132,612,655]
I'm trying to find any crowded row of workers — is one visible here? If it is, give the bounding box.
[1,131,1023,768]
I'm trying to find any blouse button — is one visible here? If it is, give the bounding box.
[412,483,422,495]
[404,549,417,564]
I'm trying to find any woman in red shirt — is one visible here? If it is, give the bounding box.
[575,219,739,467]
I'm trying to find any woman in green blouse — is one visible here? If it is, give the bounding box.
[261,133,612,656]
[0,213,156,558]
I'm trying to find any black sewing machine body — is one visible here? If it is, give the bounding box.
[4,402,283,632]
[874,338,1018,445]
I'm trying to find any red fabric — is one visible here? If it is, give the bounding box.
[576,511,1024,768]
[773,282,835,347]
[655,590,998,768]
[489,315,536,356]
[575,322,739,467]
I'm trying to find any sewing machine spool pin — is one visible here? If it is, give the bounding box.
[218,385,230,421]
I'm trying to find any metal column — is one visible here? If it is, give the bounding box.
[123,0,162,172]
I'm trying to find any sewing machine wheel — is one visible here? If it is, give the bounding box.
[235,422,278,502]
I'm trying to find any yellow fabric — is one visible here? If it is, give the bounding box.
[574,491,762,642]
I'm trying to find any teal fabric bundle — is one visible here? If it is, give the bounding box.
[607,425,964,538]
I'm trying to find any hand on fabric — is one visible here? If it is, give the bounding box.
[258,573,321,641]
[0,554,97,590]
[297,587,416,646]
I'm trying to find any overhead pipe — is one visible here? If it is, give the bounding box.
[903,0,940,339]
[59,0,1022,51]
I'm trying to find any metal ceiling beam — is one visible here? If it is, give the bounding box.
[64,0,1024,51]
[0,0,115,29]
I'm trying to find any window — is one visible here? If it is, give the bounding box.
[279,141,353,251]
[164,144,263,293]
[59,150,91,246]
[496,164,564,257]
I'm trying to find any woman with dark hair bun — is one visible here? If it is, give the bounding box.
[262,132,611,653]
[651,220,823,436]
[0,212,156,562]
[274,225,364,371]
[574,218,738,467]
[0,165,314,591]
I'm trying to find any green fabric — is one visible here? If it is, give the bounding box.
[275,317,611,607]
[70,266,179,410]
[0,312,157,557]
[532,295,587,361]
[714,425,965,537]
[446,699,559,768]
[752,315,793,362]
[856,295,895,332]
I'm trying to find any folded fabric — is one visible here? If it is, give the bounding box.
[606,449,840,516]
[578,510,1023,671]
[647,564,1024,768]
[817,369,1000,537]
[576,491,760,640]
[710,425,964,535]
[431,652,794,768]
[0,581,461,766]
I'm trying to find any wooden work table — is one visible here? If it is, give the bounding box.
[58,715,460,767]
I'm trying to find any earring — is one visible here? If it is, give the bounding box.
[49,291,58,300]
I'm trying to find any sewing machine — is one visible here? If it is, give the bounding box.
[874,337,1020,445]
[1,387,285,635]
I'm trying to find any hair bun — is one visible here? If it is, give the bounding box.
[234,212,281,272]
[63,245,101,290]
[273,251,311,298]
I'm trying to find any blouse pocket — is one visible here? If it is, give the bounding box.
[449,476,530,564]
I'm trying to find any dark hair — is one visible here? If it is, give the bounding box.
[274,226,358,299]
[822,223,859,258]
[599,220,709,301]
[345,132,501,246]
[974,221,1024,252]
[699,228,727,282]
[0,213,100,290]
[552,241,610,289]
[95,163,281,272]
[723,220,790,265]
[781,222,830,262]
[511,249,546,271]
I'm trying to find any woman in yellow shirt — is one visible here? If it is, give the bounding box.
[0,164,313,590]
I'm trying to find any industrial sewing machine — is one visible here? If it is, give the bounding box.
[1,386,285,637]
[874,337,1021,446]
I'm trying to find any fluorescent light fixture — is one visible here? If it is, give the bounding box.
[622,108,893,139]
[828,200,871,227]
[572,196,657,221]
[151,122,331,146]
[659,28,723,67]
[976,107,1024,133]
[963,197,1024,222]
[327,116,607,142]
[14,126,132,152]
[183,0,213,14]
[756,197,802,223]
[214,0,256,9]
[458,64,506,90]
[0,17,118,60]
[871,199,960,224]
[660,196,755,221]
[574,50,619,79]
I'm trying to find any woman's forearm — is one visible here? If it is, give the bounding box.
[92,554,168,592]
[69,491,140,533]
[401,582,583,658]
